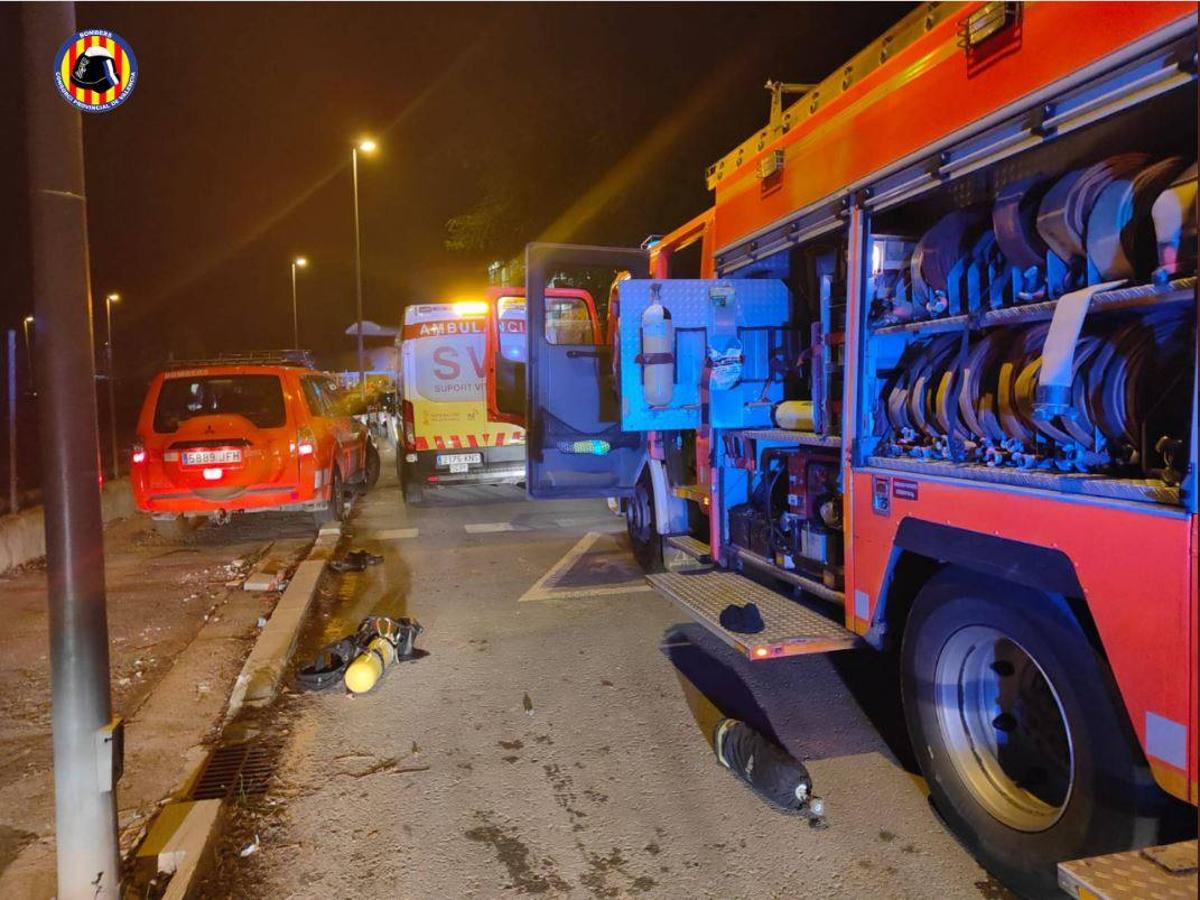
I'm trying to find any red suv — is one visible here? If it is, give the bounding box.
[131,358,379,535]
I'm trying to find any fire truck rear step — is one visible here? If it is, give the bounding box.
[1057,840,1197,900]
[646,569,860,660]
[665,534,711,561]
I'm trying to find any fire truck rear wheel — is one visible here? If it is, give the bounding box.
[901,567,1168,899]
[626,471,664,573]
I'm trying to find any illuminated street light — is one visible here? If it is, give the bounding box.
[21,315,34,389]
[351,137,377,399]
[104,293,120,480]
[291,256,309,348]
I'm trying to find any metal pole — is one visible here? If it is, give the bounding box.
[21,5,121,897]
[7,330,16,515]
[105,298,118,481]
[291,262,299,349]
[352,147,366,399]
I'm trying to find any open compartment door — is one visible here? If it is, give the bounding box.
[526,242,649,499]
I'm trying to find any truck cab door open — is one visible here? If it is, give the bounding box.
[485,290,528,427]
[525,243,649,499]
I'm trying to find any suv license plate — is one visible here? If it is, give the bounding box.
[182,448,242,466]
[436,452,481,469]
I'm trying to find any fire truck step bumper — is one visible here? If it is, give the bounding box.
[646,569,860,660]
[664,535,712,571]
[1057,840,1197,900]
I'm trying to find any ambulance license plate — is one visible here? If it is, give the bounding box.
[437,453,481,470]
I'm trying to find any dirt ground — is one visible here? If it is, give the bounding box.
[197,470,992,899]
[0,510,314,897]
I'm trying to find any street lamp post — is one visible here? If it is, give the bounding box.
[351,138,376,400]
[22,315,34,388]
[290,256,308,349]
[104,294,120,480]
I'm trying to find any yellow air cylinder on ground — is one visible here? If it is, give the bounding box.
[344,636,396,694]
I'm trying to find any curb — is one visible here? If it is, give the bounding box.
[224,523,341,723]
[139,520,343,898]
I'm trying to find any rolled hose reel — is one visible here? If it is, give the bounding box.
[881,312,1190,472]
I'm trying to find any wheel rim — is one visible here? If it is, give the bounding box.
[626,481,653,544]
[934,625,1074,832]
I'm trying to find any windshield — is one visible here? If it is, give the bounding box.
[154,374,287,432]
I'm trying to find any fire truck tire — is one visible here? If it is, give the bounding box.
[901,567,1167,898]
[626,471,664,573]
[362,441,381,491]
[313,467,346,527]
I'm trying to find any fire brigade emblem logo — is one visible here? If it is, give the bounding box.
[54,30,137,113]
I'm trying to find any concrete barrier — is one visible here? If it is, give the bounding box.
[0,478,134,574]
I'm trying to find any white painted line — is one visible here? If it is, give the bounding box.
[518,531,649,602]
[374,527,419,540]
[526,584,650,602]
[465,522,518,534]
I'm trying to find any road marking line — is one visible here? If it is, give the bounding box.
[374,528,418,540]
[465,522,518,534]
[518,531,649,603]
[553,515,617,528]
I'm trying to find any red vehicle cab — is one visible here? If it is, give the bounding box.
[131,356,379,534]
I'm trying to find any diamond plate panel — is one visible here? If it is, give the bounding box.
[741,429,843,449]
[647,569,858,659]
[867,456,1180,505]
[1058,841,1198,900]
[665,535,711,560]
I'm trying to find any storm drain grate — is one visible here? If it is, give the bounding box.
[188,742,274,801]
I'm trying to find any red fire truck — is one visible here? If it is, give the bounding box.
[502,3,1198,896]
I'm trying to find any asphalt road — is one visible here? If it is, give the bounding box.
[204,465,993,898]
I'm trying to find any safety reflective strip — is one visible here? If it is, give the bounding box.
[1145,712,1187,770]
[413,433,525,450]
[853,589,869,620]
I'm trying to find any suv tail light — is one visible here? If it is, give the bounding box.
[131,440,146,465]
[297,427,316,457]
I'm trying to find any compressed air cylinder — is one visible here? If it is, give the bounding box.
[344,636,396,694]
[713,719,816,812]
[639,296,675,407]
[772,400,815,432]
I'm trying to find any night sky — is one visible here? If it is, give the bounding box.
[1,2,910,373]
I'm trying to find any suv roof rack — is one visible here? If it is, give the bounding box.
[162,349,319,370]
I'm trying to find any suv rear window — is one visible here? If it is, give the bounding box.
[154,374,287,433]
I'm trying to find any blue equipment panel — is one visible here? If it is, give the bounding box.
[618,279,792,432]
